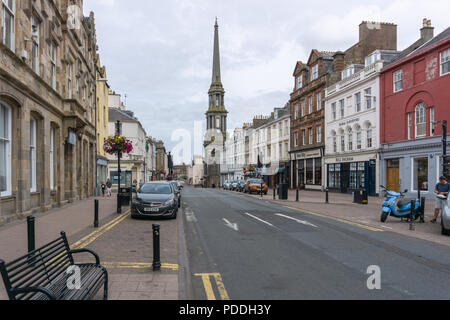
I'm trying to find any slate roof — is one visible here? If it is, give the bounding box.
[109,108,138,122]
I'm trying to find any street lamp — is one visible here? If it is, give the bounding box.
[116,120,122,214]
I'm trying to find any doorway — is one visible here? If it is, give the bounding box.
[386,159,400,192]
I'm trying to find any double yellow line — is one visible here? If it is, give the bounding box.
[286,206,384,232]
[194,273,229,300]
[72,210,131,249]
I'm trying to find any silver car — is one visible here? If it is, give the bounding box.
[441,195,450,236]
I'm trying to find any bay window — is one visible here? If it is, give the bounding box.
[0,102,11,197]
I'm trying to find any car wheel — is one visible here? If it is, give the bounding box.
[381,211,389,223]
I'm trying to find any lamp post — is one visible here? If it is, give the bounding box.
[116,120,122,214]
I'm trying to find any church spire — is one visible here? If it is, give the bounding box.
[212,18,221,84]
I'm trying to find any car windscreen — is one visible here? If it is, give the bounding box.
[139,184,172,194]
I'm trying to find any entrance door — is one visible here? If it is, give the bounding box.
[341,163,350,193]
[386,159,400,192]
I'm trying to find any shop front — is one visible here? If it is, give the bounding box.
[293,148,323,190]
[380,137,449,199]
[325,152,378,196]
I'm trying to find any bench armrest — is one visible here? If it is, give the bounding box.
[12,286,57,300]
[69,248,100,265]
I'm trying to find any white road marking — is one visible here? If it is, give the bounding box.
[244,213,275,228]
[275,214,318,228]
[223,218,239,231]
[185,209,198,222]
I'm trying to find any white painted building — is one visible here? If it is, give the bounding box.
[324,50,398,196]
[188,155,205,185]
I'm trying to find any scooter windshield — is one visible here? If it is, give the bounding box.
[387,190,401,197]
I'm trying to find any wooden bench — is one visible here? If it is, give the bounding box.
[0,232,108,300]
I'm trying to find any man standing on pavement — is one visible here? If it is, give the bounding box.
[432,176,450,223]
[106,179,113,197]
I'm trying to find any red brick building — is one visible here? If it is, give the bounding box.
[380,25,450,196]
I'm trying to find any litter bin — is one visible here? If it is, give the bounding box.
[119,187,131,206]
[279,184,288,200]
[353,189,368,205]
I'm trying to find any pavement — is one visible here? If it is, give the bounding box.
[243,188,449,246]
[0,194,180,300]
[182,186,450,300]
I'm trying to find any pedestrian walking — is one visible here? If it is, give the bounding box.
[101,182,106,197]
[431,176,450,223]
[106,179,113,197]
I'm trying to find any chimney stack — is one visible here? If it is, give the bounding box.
[333,51,346,74]
[420,18,434,41]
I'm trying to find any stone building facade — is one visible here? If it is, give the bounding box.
[0,0,98,224]
[155,140,168,180]
[289,21,397,190]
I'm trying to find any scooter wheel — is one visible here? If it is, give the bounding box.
[381,211,389,223]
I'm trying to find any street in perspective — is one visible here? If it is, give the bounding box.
[0,0,449,310]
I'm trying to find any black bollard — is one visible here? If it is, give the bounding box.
[420,197,426,223]
[152,224,161,271]
[94,199,99,228]
[325,189,329,204]
[27,216,36,253]
[273,187,276,200]
[296,188,299,202]
[410,200,416,230]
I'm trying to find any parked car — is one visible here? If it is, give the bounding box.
[237,180,247,192]
[231,180,239,191]
[223,180,232,190]
[131,182,178,219]
[244,179,268,195]
[169,181,182,208]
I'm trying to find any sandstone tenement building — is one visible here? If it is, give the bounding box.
[0,0,98,224]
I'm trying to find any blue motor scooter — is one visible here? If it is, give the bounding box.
[380,185,421,223]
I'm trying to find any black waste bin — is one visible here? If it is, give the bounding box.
[353,189,368,205]
[279,184,288,200]
[119,187,131,206]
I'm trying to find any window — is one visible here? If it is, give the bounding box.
[308,128,313,144]
[430,107,435,136]
[293,132,298,147]
[296,76,303,89]
[342,65,355,79]
[284,142,288,158]
[30,116,37,192]
[67,63,73,99]
[308,96,313,114]
[328,164,341,189]
[294,104,299,119]
[340,100,345,118]
[355,93,361,112]
[441,48,450,76]
[2,0,15,51]
[341,135,345,152]
[415,102,426,137]
[365,88,372,109]
[407,113,412,140]
[332,102,337,120]
[316,92,322,110]
[316,125,322,143]
[31,16,40,75]
[348,130,353,151]
[365,51,381,67]
[301,129,306,146]
[311,65,318,81]
[50,42,56,89]
[314,158,321,185]
[333,137,337,153]
[367,129,373,148]
[413,157,428,191]
[301,101,305,117]
[0,102,11,196]
[356,131,362,150]
[306,159,313,184]
[50,128,54,190]
[394,70,403,92]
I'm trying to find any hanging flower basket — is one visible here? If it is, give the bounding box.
[104,135,133,155]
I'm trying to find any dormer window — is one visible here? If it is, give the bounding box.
[296,76,303,89]
[342,65,355,79]
[311,65,318,81]
[365,51,381,67]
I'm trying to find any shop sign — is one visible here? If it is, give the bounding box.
[296,149,322,160]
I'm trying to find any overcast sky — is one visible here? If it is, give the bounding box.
[84,0,449,163]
